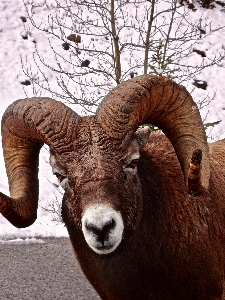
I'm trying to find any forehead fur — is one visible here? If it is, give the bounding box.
[72,116,137,160]
[51,116,144,177]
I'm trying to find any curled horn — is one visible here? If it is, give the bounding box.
[0,97,80,227]
[96,75,210,192]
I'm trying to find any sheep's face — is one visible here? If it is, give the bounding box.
[50,121,150,255]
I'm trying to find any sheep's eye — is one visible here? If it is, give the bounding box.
[53,172,67,183]
[125,159,139,169]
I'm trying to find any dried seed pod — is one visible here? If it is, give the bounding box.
[193,80,207,90]
[193,49,206,57]
[20,16,27,22]
[81,60,90,67]
[130,72,138,78]
[20,80,31,86]
[62,42,70,50]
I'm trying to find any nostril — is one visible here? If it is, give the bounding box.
[85,219,116,244]
[85,222,97,234]
[102,219,116,236]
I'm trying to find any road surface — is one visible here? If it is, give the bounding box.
[0,237,100,300]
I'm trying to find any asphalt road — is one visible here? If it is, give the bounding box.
[0,237,101,300]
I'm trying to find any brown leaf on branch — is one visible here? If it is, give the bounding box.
[67,34,81,43]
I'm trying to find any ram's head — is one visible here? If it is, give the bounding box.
[0,75,209,255]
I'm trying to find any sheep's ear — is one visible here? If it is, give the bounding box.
[135,126,151,149]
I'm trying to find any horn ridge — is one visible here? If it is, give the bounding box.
[1,97,80,227]
[96,75,210,191]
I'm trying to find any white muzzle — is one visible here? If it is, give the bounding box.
[81,204,124,255]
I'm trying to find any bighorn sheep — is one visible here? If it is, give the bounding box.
[1,75,225,300]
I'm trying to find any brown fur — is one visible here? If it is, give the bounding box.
[60,133,225,300]
[1,76,224,299]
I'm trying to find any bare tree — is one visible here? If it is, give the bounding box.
[21,0,224,113]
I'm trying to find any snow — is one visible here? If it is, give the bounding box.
[0,0,225,242]
[0,237,45,244]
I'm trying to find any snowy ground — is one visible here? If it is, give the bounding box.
[0,0,224,243]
